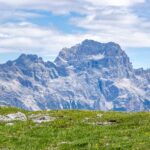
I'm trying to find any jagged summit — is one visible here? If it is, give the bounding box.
[56,40,122,58]
[55,40,125,64]
[81,39,121,49]
[81,39,102,47]
[54,40,133,78]
[81,39,119,46]
[15,54,43,64]
[0,39,149,111]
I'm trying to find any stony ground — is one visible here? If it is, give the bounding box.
[0,107,150,150]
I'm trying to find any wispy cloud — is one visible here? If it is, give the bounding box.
[0,22,90,57]
[84,0,145,7]
[0,0,149,65]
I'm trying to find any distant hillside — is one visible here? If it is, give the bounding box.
[0,40,150,111]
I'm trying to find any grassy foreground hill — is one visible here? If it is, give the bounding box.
[0,107,150,150]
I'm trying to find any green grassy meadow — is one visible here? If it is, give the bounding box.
[0,107,150,150]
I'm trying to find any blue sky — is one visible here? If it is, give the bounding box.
[0,0,150,69]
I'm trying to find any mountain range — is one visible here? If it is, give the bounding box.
[0,39,150,111]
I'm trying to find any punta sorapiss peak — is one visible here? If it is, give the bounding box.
[0,40,150,111]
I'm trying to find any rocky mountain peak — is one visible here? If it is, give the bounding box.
[55,40,126,64]
[0,39,149,111]
[15,54,43,65]
[55,40,133,78]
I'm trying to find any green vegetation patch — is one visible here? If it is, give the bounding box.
[0,107,150,150]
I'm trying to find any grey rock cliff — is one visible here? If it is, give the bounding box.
[0,40,149,111]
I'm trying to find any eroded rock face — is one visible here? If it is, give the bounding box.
[0,40,150,111]
[55,40,133,78]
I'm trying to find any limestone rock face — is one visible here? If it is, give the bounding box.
[0,40,150,111]
[0,112,27,122]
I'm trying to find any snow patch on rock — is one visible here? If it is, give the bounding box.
[87,54,104,60]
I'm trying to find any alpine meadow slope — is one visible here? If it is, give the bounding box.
[0,107,150,150]
[0,40,150,111]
